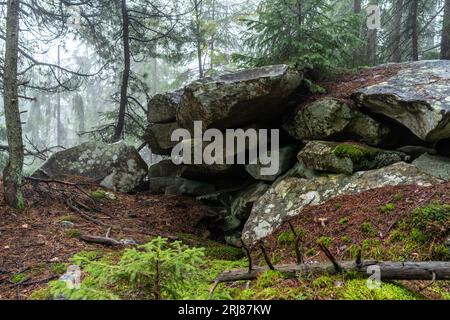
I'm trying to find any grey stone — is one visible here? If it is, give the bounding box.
[298,141,409,175]
[60,221,75,229]
[242,162,442,246]
[145,122,179,155]
[396,146,437,160]
[120,238,138,246]
[245,145,298,181]
[230,182,270,221]
[148,90,182,123]
[33,141,148,193]
[412,153,450,181]
[354,60,450,142]
[149,177,215,196]
[177,65,302,131]
[284,98,390,146]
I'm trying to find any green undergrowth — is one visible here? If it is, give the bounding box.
[333,143,379,163]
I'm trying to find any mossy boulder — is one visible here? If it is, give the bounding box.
[32,141,148,193]
[284,98,391,146]
[298,141,409,174]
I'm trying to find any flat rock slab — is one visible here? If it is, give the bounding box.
[242,162,441,246]
[177,65,302,131]
[354,60,450,142]
[33,141,148,193]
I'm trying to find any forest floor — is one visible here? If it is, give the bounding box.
[0,178,449,300]
[0,178,210,299]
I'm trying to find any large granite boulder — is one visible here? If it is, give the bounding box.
[412,153,450,181]
[298,141,409,175]
[145,122,179,155]
[147,90,182,124]
[242,162,442,246]
[177,65,302,131]
[284,98,391,146]
[354,60,450,142]
[33,141,148,192]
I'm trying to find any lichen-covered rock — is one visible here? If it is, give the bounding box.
[412,153,450,181]
[242,162,442,246]
[245,145,298,181]
[149,177,215,196]
[177,65,302,131]
[284,98,390,146]
[354,60,450,142]
[147,90,182,124]
[145,122,179,155]
[33,141,148,193]
[298,141,409,174]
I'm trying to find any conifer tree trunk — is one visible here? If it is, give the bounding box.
[113,0,130,142]
[441,0,450,59]
[3,0,25,209]
[410,0,419,61]
[391,0,404,62]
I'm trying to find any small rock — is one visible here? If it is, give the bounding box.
[120,238,138,246]
[60,221,75,229]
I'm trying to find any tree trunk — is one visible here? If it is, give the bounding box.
[367,29,377,65]
[194,0,204,79]
[214,261,450,283]
[441,0,450,59]
[354,0,361,14]
[411,0,419,61]
[3,0,25,210]
[57,45,63,146]
[113,0,130,142]
[391,0,404,62]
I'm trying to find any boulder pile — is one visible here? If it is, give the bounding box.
[141,60,450,246]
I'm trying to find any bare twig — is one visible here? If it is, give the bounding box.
[259,242,275,271]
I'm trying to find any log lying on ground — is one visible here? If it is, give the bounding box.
[79,235,122,246]
[214,261,450,283]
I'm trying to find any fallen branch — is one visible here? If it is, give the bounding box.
[214,261,450,283]
[79,235,122,247]
[66,199,110,228]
